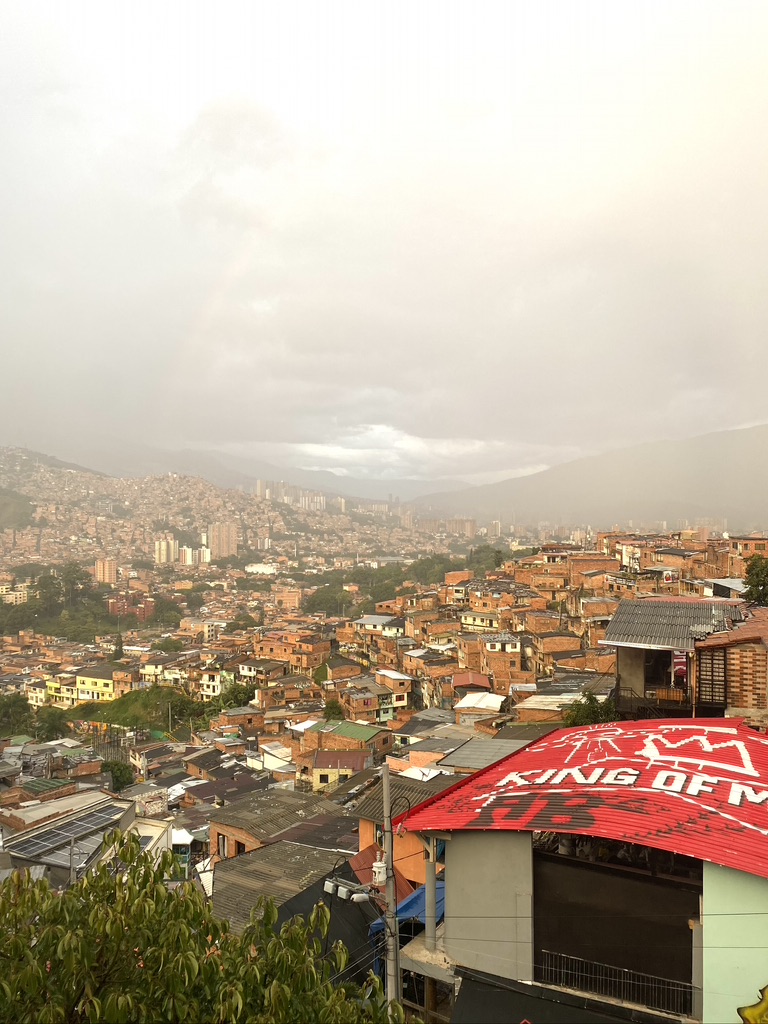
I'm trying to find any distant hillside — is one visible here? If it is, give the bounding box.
[0,487,34,529]
[0,446,105,477]
[413,424,768,531]
[30,441,466,502]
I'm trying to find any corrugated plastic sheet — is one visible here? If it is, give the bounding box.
[401,718,768,880]
[602,599,742,651]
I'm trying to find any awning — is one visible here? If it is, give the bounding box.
[369,880,445,938]
[451,974,631,1023]
[171,828,195,845]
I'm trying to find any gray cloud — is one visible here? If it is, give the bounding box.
[2,1,768,482]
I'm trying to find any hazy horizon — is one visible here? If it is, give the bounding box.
[3,2,768,483]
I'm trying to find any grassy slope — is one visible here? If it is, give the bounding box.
[67,687,191,730]
[0,488,34,529]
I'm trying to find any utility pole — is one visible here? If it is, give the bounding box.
[381,763,400,1007]
[168,702,172,735]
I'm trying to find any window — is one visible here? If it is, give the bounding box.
[217,833,227,858]
[698,649,726,704]
[319,773,330,784]
[235,841,246,856]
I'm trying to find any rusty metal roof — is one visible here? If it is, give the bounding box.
[401,718,768,881]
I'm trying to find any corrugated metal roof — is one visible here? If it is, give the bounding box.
[401,718,768,881]
[437,738,534,771]
[353,774,456,824]
[306,720,385,740]
[453,693,505,712]
[601,599,743,651]
[212,842,344,934]
[210,789,346,840]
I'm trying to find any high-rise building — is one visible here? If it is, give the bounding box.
[208,522,238,559]
[178,546,211,566]
[154,536,179,564]
[94,558,118,584]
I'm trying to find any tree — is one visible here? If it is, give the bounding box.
[60,562,93,607]
[223,614,257,634]
[103,760,134,793]
[466,545,504,574]
[0,832,398,1024]
[0,693,33,737]
[151,638,184,653]
[563,691,617,728]
[35,572,64,616]
[111,634,124,661]
[314,662,329,684]
[324,698,346,721]
[35,706,70,742]
[744,554,768,605]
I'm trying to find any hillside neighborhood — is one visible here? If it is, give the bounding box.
[3,495,768,1022]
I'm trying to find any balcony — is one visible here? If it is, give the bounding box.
[538,950,695,1018]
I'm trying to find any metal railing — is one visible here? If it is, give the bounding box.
[539,950,694,1017]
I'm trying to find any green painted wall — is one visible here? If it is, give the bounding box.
[702,862,768,1023]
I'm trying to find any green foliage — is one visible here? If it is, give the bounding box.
[151,638,185,653]
[0,692,33,737]
[152,596,182,628]
[223,614,258,633]
[184,592,205,611]
[0,486,33,529]
[35,706,70,742]
[111,634,124,661]
[223,682,257,707]
[323,698,346,721]
[0,564,126,643]
[562,691,618,728]
[314,662,329,684]
[60,562,93,607]
[465,545,504,573]
[407,554,463,585]
[744,554,768,605]
[68,686,198,732]
[0,831,398,1024]
[304,586,349,616]
[103,760,134,792]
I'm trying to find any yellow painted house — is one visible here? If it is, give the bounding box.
[45,673,79,708]
[75,665,118,703]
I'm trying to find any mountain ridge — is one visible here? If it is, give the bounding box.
[411,423,768,530]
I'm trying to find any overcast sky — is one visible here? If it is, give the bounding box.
[2,1,768,484]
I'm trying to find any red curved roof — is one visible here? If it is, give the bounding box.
[402,719,768,879]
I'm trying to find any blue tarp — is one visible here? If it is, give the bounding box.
[368,880,446,938]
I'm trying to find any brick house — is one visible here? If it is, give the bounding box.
[300,720,394,759]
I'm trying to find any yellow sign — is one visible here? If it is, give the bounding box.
[739,986,768,1024]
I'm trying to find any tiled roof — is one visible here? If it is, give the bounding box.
[601,598,743,652]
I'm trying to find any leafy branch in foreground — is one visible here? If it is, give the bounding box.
[0,831,403,1024]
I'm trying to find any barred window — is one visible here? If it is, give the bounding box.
[698,649,726,704]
